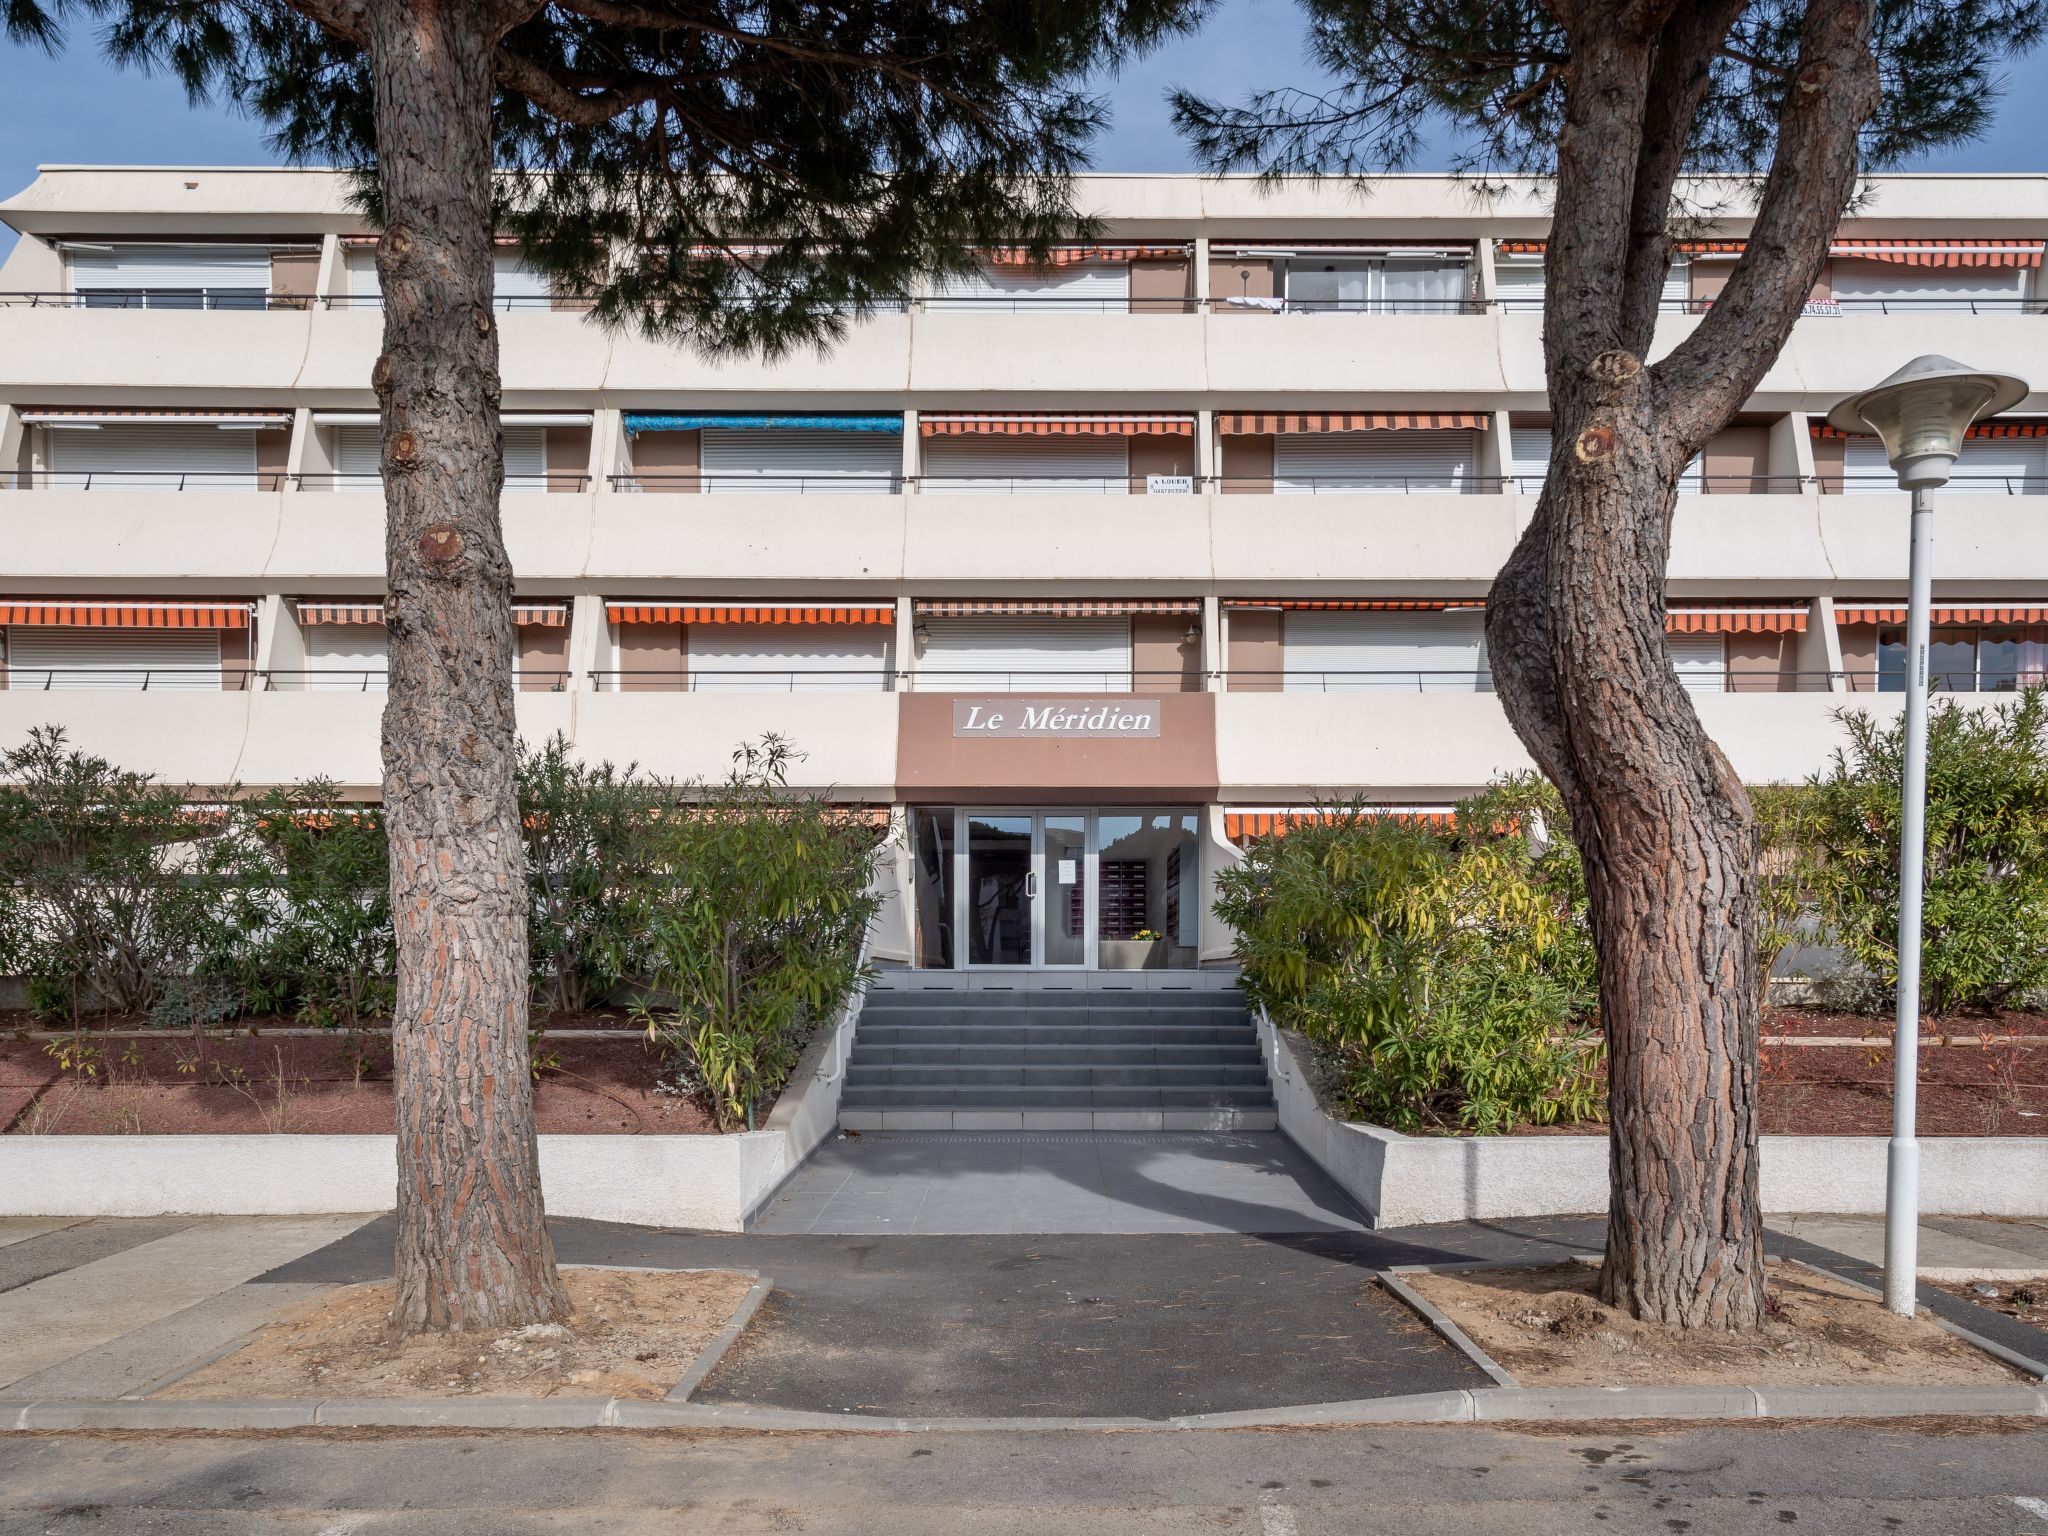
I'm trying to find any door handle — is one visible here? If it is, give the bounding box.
[1026,872,1038,898]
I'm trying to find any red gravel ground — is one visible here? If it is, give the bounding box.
[1,1030,717,1135]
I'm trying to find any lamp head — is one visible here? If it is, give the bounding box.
[1826,355,2029,489]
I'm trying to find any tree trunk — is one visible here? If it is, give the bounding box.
[367,0,569,1332]
[1489,426,1767,1331]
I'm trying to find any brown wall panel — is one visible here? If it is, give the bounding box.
[894,691,1218,800]
[269,250,317,303]
[1703,424,1771,493]
[629,429,700,492]
[1129,257,1194,314]
[1726,631,1798,692]
[1220,434,1274,493]
[517,624,570,690]
[1210,256,1274,308]
[545,427,589,492]
[617,622,684,692]
[1225,609,1282,691]
[1131,615,1203,693]
[1127,434,1197,492]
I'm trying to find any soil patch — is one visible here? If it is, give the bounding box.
[1,1034,717,1135]
[1405,1260,2028,1388]
[1925,1276,2045,1326]
[161,1267,755,1400]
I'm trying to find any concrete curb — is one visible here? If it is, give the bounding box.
[3,1384,2045,1433]
[1785,1257,2048,1382]
[667,1273,775,1402]
[1377,1270,1520,1389]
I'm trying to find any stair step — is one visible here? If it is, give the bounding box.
[838,1084,1276,1109]
[857,1025,1254,1048]
[854,1044,1261,1067]
[864,989,1241,1008]
[846,1062,1272,1087]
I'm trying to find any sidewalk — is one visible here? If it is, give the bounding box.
[2,1211,2044,1424]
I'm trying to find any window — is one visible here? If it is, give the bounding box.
[70,246,269,310]
[44,423,260,492]
[1281,610,1490,693]
[1845,434,2048,494]
[927,264,1129,312]
[1831,265,2029,310]
[328,424,550,489]
[698,429,900,494]
[1667,633,1727,695]
[1281,257,1467,313]
[921,435,1131,494]
[913,620,1132,691]
[1878,626,2048,692]
[344,248,553,308]
[684,622,892,691]
[304,626,389,691]
[1273,430,1478,494]
[4,627,223,691]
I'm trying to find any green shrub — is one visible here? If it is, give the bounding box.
[517,733,667,1017]
[1808,688,2048,1014]
[1216,776,1602,1134]
[206,781,395,1032]
[0,726,235,1021]
[1751,783,1826,1011]
[635,736,887,1129]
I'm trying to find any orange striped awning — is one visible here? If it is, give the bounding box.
[295,599,384,626]
[511,602,570,628]
[1666,602,1808,635]
[1837,603,2048,626]
[1499,237,2043,268]
[919,412,1195,438]
[1219,412,1487,435]
[914,598,1200,619]
[1223,598,1485,612]
[1225,807,1457,844]
[607,602,894,626]
[981,244,1189,268]
[1812,420,2047,440]
[0,600,253,629]
[1829,238,2044,268]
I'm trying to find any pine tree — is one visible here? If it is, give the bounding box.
[1175,0,2043,1328]
[7,0,1204,1332]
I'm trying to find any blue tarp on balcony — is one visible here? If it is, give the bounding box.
[623,412,903,435]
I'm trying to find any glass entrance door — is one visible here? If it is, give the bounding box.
[964,813,1033,966]
[1041,814,1090,967]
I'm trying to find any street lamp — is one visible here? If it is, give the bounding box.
[1826,355,2028,1318]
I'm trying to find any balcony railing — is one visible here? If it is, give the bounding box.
[591,668,897,692]
[11,288,2037,317]
[1,667,257,691]
[4,471,592,492]
[609,473,905,494]
[259,670,571,692]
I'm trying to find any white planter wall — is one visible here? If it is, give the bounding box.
[1258,1012,2048,1227]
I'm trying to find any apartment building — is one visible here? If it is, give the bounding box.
[1,167,2044,976]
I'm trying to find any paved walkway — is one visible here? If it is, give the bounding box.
[750,1130,1367,1235]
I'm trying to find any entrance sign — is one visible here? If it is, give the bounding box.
[952,697,1162,739]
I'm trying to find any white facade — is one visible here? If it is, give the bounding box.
[1,167,2045,965]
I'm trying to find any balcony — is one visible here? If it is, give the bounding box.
[1213,689,1912,796]
[0,685,897,794]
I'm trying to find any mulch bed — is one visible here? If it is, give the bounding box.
[1,1030,718,1135]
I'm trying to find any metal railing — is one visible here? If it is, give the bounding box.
[1,666,258,691]
[4,470,591,493]
[259,669,570,691]
[608,472,904,494]
[6,288,2042,317]
[589,668,897,693]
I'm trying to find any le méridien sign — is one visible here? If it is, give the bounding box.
[952,698,1162,740]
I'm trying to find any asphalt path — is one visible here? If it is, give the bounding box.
[2,1422,2045,1534]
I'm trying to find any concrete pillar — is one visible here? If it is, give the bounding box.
[1773,411,1817,485]
[284,407,314,478]
[313,232,343,300]
[252,594,298,679]
[568,592,606,692]
[1474,238,1500,302]
[896,595,917,689]
[1201,594,1222,692]
[866,806,916,966]
[1198,803,1243,965]
[591,408,625,489]
[0,406,23,488]
[901,409,919,491]
[1806,594,1845,693]
[1196,407,1216,487]
[1192,237,1211,302]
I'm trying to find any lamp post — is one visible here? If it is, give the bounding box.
[1826,355,2027,1318]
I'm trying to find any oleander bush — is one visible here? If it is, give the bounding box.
[1218,775,1604,1134]
[633,736,887,1130]
[1806,688,2048,1014]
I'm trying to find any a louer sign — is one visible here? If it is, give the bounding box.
[952,698,1162,739]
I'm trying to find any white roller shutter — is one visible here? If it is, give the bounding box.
[1273,431,1476,494]
[914,619,1131,692]
[1663,258,1691,311]
[6,627,222,691]
[921,435,1130,494]
[1494,259,1544,311]
[1950,435,2048,494]
[699,429,900,494]
[493,252,551,306]
[502,427,547,491]
[1844,437,1894,490]
[1509,425,1552,489]
[333,426,382,483]
[46,424,258,491]
[1282,611,1489,693]
[1667,632,1727,694]
[304,626,388,690]
[687,622,891,691]
[71,246,268,308]
[346,249,381,300]
[1832,267,2027,306]
[928,263,1130,312]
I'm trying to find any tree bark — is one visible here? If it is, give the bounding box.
[1487,0,1878,1329]
[367,0,569,1333]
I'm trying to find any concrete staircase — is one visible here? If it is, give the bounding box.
[838,974,1276,1131]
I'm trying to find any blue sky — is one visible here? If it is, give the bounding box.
[3,0,2045,263]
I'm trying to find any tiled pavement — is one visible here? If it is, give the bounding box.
[749,1129,1369,1235]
